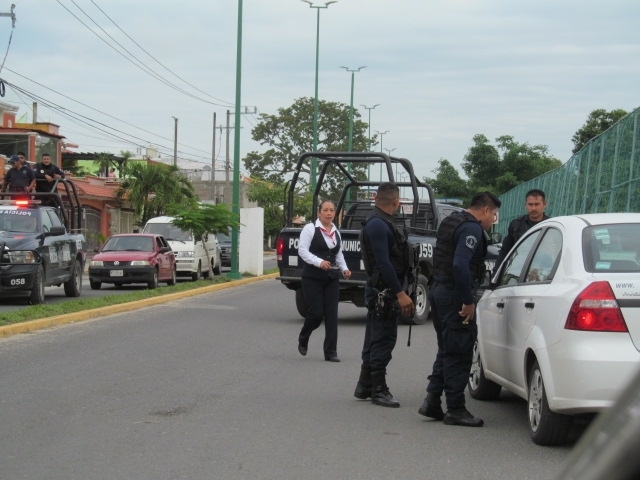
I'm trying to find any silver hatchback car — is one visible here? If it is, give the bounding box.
[469,213,640,445]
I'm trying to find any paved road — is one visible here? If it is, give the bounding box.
[0,278,580,480]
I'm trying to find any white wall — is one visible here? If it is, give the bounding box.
[239,207,264,275]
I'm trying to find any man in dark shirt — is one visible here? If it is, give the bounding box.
[419,191,501,427]
[1,155,36,194]
[493,189,548,274]
[33,153,65,193]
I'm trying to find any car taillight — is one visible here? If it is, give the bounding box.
[276,237,284,261]
[565,281,628,332]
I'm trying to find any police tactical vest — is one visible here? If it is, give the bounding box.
[432,211,487,283]
[360,208,412,287]
[301,225,342,280]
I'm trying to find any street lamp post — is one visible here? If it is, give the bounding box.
[361,103,379,191]
[384,147,397,181]
[375,130,389,181]
[228,0,244,280]
[340,66,366,152]
[301,0,337,191]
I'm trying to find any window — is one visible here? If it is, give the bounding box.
[525,228,562,283]
[498,231,541,286]
[583,224,640,273]
[41,210,53,232]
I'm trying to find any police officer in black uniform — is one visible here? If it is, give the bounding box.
[353,182,415,408]
[33,152,65,193]
[493,188,548,274]
[1,155,36,196]
[419,191,501,426]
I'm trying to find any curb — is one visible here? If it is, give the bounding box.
[0,273,279,339]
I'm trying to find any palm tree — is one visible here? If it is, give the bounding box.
[93,153,115,177]
[117,150,133,178]
[116,162,196,226]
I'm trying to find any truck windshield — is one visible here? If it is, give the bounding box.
[144,223,192,241]
[0,211,39,232]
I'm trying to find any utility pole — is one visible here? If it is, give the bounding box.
[211,112,217,202]
[172,116,178,167]
[0,5,16,28]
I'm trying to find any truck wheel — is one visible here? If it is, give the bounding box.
[90,280,101,290]
[295,288,307,318]
[213,259,221,276]
[411,274,430,325]
[191,262,201,281]
[29,266,45,305]
[148,269,159,289]
[63,261,82,297]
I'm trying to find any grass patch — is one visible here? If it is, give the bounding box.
[0,268,280,327]
[0,277,230,326]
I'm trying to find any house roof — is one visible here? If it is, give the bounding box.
[60,176,120,200]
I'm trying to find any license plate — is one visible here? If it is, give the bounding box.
[110,270,124,277]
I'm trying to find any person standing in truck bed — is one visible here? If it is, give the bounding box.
[297,200,351,363]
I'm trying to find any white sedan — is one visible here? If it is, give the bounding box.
[469,213,640,446]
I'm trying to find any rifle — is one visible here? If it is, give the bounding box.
[406,244,421,347]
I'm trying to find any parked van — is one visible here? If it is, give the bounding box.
[142,216,221,280]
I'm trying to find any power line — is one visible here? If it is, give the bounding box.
[88,0,235,108]
[56,0,231,107]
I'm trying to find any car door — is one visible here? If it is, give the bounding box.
[478,230,541,382]
[501,228,563,386]
[154,236,169,279]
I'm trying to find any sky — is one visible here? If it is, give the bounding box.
[0,0,638,182]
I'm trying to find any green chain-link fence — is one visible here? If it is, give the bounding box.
[496,106,640,235]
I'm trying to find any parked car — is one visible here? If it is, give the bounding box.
[88,234,176,289]
[142,216,221,280]
[217,228,232,268]
[468,213,640,446]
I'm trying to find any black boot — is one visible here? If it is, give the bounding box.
[371,369,400,408]
[353,363,372,399]
[418,392,444,420]
[443,407,484,427]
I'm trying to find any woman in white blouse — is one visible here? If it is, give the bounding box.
[297,200,351,362]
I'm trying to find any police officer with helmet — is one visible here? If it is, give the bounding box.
[353,182,415,408]
[419,191,501,426]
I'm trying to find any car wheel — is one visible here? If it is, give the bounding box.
[410,274,430,325]
[29,266,45,305]
[148,269,159,289]
[90,280,101,290]
[213,258,221,276]
[295,288,307,318]
[528,360,572,446]
[167,267,177,286]
[63,260,82,297]
[468,340,502,400]
[191,262,201,281]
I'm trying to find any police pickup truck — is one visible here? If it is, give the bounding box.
[0,180,86,304]
[275,152,499,325]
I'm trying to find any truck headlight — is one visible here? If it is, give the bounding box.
[131,260,150,266]
[6,251,37,264]
[177,251,195,258]
[89,260,104,267]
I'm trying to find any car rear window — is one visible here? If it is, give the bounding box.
[583,224,640,272]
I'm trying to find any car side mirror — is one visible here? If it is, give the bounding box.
[159,247,171,253]
[44,226,66,237]
[490,232,503,245]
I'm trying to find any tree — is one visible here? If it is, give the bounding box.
[461,134,561,196]
[93,152,116,177]
[168,204,239,279]
[572,108,628,154]
[424,158,472,202]
[117,150,133,178]
[116,162,196,226]
[245,179,285,243]
[243,97,371,200]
